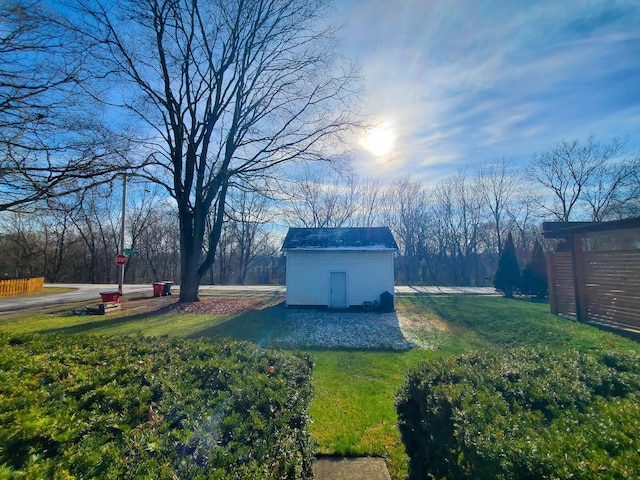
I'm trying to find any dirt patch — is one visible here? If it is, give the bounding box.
[163,297,278,315]
[395,311,453,350]
[118,294,178,315]
[397,310,450,332]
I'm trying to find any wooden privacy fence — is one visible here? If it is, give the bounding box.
[546,251,576,319]
[0,277,45,297]
[581,250,640,330]
[544,218,640,333]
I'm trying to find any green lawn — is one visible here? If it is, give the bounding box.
[2,295,638,479]
[307,296,639,478]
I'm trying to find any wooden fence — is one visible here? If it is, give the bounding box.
[580,250,640,331]
[546,252,576,319]
[545,219,640,333]
[0,277,45,297]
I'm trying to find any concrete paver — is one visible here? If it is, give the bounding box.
[313,457,391,480]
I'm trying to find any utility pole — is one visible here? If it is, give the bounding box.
[118,174,127,293]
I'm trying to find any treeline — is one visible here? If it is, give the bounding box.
[1,136,638,286]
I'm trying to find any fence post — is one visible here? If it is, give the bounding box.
[571,233,587,323]
[546,253,558,314]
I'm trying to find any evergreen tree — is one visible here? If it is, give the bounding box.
[493,232,520,298]
[521,241,548,298]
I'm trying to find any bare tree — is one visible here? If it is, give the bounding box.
[65,186,120,283]
[382,177,430,284]
[616,156,640,218]
[0,211,45,278]
[527,135,626,222]
[226,187,274,284]
[582,155,640,221]
[0,0,131,211]
[41,197,89,282]
[353,177,384,227]
[124,185,162,282]
[434,170,483,285]
[506,183,545,259]
[283,164,359,228]
[476,159,518,254]
[76,0,359,301]
[136,205,181,282]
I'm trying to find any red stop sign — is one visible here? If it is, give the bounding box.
[115,254,127,265]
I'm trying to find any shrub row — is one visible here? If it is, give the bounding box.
[0,333,314,479]
[396,348,640,479]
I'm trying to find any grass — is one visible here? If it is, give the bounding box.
[309,350,431,477]
[2,294,638,480]
[2,310,236,337]
[404,295,629,351]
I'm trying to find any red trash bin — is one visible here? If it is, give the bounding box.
[100,291,121,304]
[152,282,165,297]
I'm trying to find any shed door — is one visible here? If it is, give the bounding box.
[330,271,347,308]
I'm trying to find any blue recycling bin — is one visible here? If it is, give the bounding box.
[162,281,174,296]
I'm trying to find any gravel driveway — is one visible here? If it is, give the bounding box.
[265,308,450,350]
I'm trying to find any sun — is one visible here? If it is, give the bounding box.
[363,125,395,156]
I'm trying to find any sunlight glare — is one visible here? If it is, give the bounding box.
[363,125,395,156]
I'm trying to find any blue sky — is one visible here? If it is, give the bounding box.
[331,0,640,182]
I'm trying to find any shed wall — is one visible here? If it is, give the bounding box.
[285,251,394,306]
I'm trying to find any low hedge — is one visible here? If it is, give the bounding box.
[0,333,314,479]
[396,348,640,479]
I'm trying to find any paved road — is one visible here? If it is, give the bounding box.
[0,283,497,314]
[0,284,289,313]
[396,285,498,295]
[0,284,151,313]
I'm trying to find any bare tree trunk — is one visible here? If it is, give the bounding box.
[180,249,202,302]
[179,209,205,302]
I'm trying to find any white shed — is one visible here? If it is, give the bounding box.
[282,227,398,309]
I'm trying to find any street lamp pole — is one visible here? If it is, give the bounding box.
[118,174,127,293]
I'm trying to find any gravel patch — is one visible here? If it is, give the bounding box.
[264,309,448,350]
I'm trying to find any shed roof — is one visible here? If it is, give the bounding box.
[282,227,398,251]
[542,216,640,238]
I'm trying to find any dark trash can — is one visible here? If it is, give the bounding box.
[162,281,174,296]
[380,291,394,312]
[152,282,165,297]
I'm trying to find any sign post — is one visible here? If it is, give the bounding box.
[118,175,127,293]
[116,251,127,294]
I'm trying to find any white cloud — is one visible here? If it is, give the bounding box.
[332,0,640,183]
